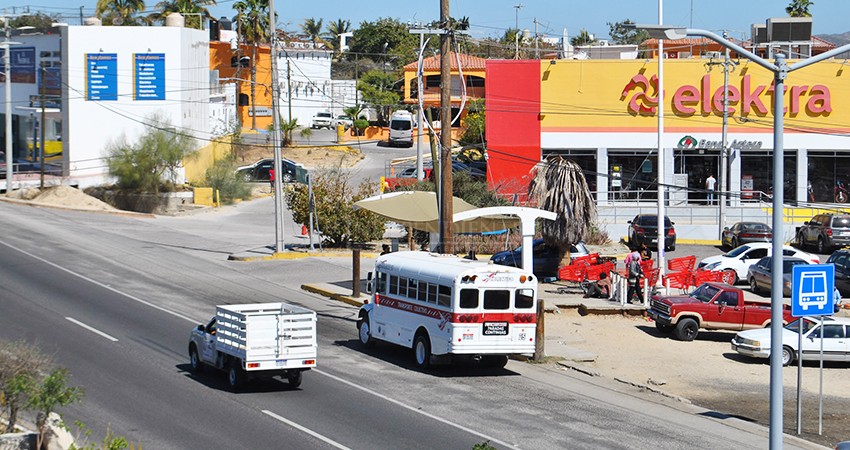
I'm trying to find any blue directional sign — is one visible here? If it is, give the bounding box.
[133,53,165,101]
[791,264,835,317]
[86,53,118,101]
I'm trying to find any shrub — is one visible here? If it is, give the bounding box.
[203,154,252,204]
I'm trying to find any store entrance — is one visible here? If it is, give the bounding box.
[674,150,720,204]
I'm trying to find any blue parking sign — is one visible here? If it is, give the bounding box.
[791,264,835,317]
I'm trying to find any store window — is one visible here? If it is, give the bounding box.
[739,151,796,202]
[542,149,597,195]
[607,150,657,201]
[807,152,850,203]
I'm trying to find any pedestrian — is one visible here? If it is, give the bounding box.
[639,243,652,261]
[834,286,842,314]
[705,174,717,205]
[380,244,391,255]
[269,167,275,189]
[583,271,612,299]
[626,249,644,303]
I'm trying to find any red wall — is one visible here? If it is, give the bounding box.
[485,61,540,201]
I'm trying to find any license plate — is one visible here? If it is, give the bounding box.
[483,321,509,336]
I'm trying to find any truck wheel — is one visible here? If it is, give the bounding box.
[655,322,674,334]
[674,318,699,341]
[817,237,826,254]
[287,370,303,389]
[414,333,431,370]
[749,277,761,295]
[358,313,375,347]
[189,344,204,373]
[781,346,795,366]
[227,362,245,391]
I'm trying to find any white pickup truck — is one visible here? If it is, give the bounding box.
[188,303,317,390]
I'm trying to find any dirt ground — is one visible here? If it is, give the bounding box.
[234,144,364,170]
[547,309,850,447]
[4,185,116,210]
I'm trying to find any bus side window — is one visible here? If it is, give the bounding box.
[459,288,479,309]
[377,272,388,293]
[408,279,419,301]
[438,285,452,307]
[483,290,510,310]
[515,289,534,309]
[428,284,438,303]
[389,275,399,295]
[398,277,408,297]
[418,282,429,303]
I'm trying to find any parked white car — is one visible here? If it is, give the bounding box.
[333,115,353,130]
[731,316,850,366]
[311,112,333,129]
[697,242,819,284]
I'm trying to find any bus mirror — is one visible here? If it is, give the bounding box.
[366,272,373,294]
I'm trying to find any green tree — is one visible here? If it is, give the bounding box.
[6,13,59,33]
[95,0,148,25]
[528,155,597,266]
[357,69,400,125]
[203,154,252,203]
[150,0,217,29]
[279,117,299,147]
[570,29,597,47]
[28,368,84,450]
[106,114,197,193]
[0,340,53,433]
[285,168,386,246]
[324,18,351,53]
[607,19,650,45]
[458,99,485,149]
[348,17,419,66]
[786,0,814,17]
[233,0,270,131]
[301,17,325,47]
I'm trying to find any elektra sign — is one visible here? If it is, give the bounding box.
[622,73,831,116]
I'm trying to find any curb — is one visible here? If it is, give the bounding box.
[0,196,156,218]
[228,251,381,262]
[301,284,366,307]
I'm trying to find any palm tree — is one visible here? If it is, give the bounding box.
[301,18,325,47]
[528,156,597,267]
[570,29,597,47]
[233,0,270,131]
[786,0,814,17]
[150,0,216,29]
[324,18,351,53]
[95,0,147,25]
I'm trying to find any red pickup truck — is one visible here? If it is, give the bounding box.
[647,282,793,341]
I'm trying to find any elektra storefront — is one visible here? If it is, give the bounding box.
[485,58,850,205]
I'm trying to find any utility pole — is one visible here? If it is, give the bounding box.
[3,18,14,190]
[705,31,738,239]
[439,0,453,254]
[269,0,284,253]
[514,3,523,59]
[534,18,539,59]
[79,6,84,25]
[409,24,445,181]
[286,59,292,123]
[39,70,46,188]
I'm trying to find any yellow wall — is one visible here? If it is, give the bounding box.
[183,139,232,185]
[539,59,850,134]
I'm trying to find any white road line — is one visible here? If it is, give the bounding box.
[65,317,119,342]
[315,369,521,450]
[0,240,199,324]
[261,410,352,450]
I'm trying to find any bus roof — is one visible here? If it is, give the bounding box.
[375,251,533,285]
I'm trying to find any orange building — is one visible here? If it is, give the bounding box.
[210,41,273,131]
[402,52,486,127]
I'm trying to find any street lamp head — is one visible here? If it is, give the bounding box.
[630,24,688,40]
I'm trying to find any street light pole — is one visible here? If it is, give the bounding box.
[269,0,284,253]
[2,18,16,191]
[633,23,850,449]
[656,0,666,278]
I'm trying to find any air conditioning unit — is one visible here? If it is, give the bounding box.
[703,51,722,59]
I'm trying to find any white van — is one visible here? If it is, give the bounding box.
[388,110,414,147]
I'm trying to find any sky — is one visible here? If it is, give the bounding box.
[3,0,850,42]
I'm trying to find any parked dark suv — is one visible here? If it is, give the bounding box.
[796,213,850,254]
[826,249,850,297]
[628,214,676,251]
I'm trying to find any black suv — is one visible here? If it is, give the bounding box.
[627,214,676,251]
[796,213,850,254]
[826,249,850,297]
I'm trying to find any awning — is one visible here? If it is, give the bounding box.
[353,191,520,233]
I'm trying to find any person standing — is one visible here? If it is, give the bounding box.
[625,249,644,304]
[705,174,717,205]
[269,167,276,189]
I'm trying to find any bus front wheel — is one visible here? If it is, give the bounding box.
[414,334,431,370]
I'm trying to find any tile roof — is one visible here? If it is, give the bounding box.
[403,52,487,71]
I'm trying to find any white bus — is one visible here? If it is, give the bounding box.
[358,251,538,369]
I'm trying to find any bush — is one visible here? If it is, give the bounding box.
[286,167,386,246]
[203,155,252,204]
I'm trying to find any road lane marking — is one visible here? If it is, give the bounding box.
[261,410,352,450]
[315,369,521,450]
[0,240,198,324]
[65,317,118,342]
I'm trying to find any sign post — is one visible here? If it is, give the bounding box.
[790,264,834,435]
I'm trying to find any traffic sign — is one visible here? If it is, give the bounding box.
[791,264,834,317]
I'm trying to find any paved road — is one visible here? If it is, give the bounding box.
[0,202,824,449]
